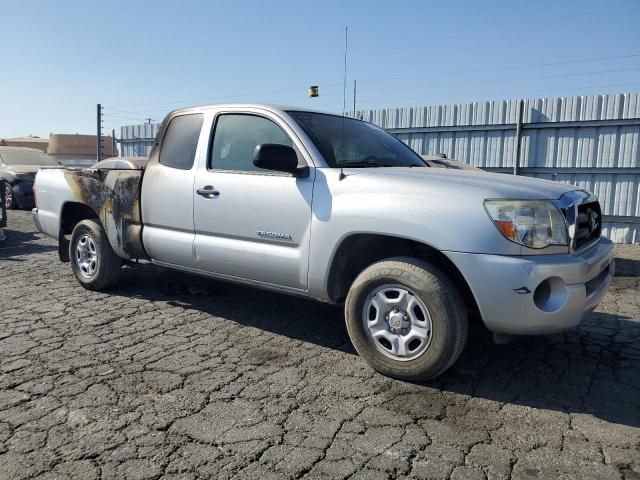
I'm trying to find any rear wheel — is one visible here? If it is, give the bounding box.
[345,257,468,381]
[70,219,122,290]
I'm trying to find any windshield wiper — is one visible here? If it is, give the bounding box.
[343,156,400,168]
[343,155,426,168]
[343,161,391,168]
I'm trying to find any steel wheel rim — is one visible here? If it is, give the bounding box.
[362,284,433,361]
[75,233,98,279]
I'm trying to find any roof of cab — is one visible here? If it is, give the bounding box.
[165,103,336,118]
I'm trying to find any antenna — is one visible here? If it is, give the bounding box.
[353,79,357,116]
[339,26,348,181]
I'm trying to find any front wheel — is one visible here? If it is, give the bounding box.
[70,219,122,290]
[345,257,468,381]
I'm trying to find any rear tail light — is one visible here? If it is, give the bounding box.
[33,184,38,209]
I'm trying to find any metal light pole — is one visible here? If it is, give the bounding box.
[513,99,524,176]
[96,103,103,162]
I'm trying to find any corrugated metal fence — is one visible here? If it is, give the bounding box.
[120,92,640,243]
[120,123,160,157]
[356,93,640,244]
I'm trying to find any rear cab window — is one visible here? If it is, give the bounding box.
[159,113,204,170]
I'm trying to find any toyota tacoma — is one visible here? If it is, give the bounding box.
[32,104,614,380]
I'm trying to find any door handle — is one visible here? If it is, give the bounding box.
[197,186,220,198]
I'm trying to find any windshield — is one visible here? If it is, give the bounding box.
[0,149,59,166]
[287,111,426,168]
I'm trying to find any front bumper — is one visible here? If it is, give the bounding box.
[446,237,615,335]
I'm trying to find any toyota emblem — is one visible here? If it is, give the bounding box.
[589,211,599,232]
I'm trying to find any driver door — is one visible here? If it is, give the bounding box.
[193,111,315,290]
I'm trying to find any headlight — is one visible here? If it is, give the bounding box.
[484,200,567,249]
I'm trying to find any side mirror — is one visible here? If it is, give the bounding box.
[253,144,303,175]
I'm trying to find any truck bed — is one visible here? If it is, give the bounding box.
[35,167,147,260]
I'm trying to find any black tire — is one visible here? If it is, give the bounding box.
[69,219,122,290]
[345,257,468,381]
[4,182,16,210]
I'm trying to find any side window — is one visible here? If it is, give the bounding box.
[159,113,204,170]
[210,114,292,172]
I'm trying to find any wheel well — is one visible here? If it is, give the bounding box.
[327,233,481,319]
[58,202,99,262]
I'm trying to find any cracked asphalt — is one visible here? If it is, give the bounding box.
[1,210,639,480]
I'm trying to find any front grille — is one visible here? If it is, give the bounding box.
[574,201,601,250]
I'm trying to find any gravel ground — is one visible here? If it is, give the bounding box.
[1,210,639,480]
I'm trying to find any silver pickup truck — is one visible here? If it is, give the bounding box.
[33,104,614,381]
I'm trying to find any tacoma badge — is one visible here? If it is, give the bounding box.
[257,230,292,241]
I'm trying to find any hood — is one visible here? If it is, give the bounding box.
[3,165,41,176]
[344,167,578,200]
[322,166,582,256]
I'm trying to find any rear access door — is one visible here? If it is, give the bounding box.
[141,112,206,267]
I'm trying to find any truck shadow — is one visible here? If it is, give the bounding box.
[112,264,640,429]
[0,230,57,261]
[436,312,640,428]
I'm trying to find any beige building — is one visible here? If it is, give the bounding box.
[0,133,117,162]
[47,134,116,161]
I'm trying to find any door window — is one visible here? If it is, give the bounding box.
[159,113,204,170]
[209,114,292,172]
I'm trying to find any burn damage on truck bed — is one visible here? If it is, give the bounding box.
[63,168,147,260]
